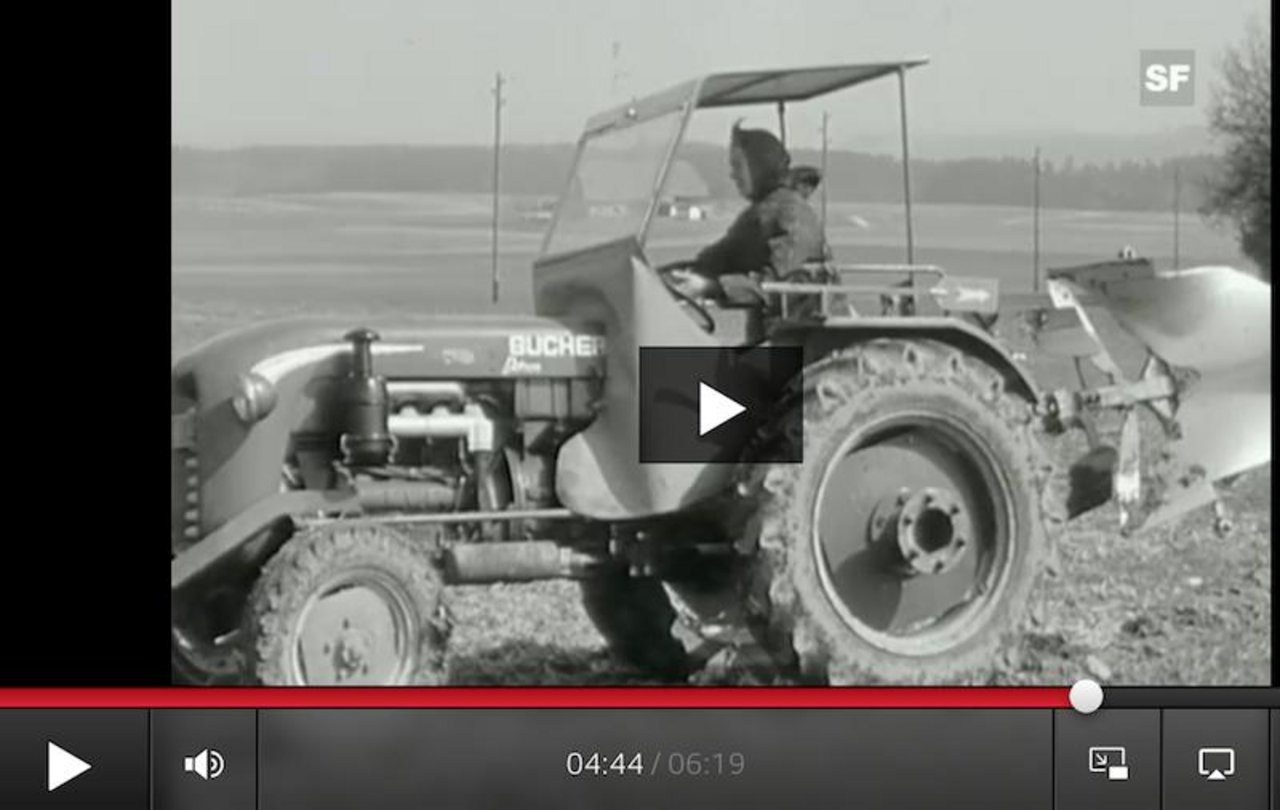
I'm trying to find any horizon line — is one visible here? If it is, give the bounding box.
[170,139,1221,165]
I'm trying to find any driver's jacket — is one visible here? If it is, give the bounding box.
[692,186,827,281]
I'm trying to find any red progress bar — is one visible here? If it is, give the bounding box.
[0,687,1070,708]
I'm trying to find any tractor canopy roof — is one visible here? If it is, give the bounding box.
[541,59,929,258]
[584,59,929,134]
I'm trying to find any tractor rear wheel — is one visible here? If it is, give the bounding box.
[739,338,1061,684]
[243,523,451,685]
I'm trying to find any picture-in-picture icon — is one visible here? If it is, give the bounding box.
[1087,746,1129,781]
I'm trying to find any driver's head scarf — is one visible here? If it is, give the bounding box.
[731,121,791,202]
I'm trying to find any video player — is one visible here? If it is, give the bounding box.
[3,0,1273,807]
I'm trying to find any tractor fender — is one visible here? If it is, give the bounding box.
[775,317,1040,403]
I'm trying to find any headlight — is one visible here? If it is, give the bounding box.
[231,372,277,424]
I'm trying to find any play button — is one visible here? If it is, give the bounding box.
[48,741,91,791]
[0,710,148,807]
[698,381,746,436]
[639,346,803,464]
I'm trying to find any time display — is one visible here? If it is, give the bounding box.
[565,751,746,778]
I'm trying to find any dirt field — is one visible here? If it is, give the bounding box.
[172,192,1271,686]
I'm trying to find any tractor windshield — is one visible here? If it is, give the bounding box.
[541,108,685,257]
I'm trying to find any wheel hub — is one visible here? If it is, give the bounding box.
[295,577,413,685]
[812,419,1014,655]
[325,621,376,681]
[877,487,972,577]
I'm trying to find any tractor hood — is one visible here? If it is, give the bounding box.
[171,313,606,553]
[173,313,607,394]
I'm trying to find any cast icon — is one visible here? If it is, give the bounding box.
[1197,747,1235,781]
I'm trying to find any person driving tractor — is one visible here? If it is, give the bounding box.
[788,165,822,200]
[671,122,827,295]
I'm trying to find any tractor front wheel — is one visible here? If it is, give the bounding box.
[740,339,1060,684]
[243,523,451,686]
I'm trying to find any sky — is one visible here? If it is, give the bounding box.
[172,0,1269,152]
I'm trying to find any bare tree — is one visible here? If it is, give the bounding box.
[1202,19,1271,280]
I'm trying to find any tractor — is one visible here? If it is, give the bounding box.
[170,60,1272,686]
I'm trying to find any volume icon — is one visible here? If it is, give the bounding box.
[183,748,225,780]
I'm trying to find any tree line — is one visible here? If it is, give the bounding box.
[1199,18,1269,278]
[172,142,1219,214]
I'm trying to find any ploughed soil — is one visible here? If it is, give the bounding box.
[439,463,1271,687]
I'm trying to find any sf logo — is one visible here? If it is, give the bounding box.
[1144,64,1191,93]
[1140,50,1195,106]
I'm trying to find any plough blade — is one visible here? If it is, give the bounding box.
[1042,260,1270,533]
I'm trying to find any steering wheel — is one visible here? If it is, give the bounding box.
[656,260,717,334]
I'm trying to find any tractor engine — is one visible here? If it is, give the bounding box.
[280,328,596,560]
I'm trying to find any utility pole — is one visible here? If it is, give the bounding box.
[611,41,624,99]
[896,67,914,265]
[1173,163,1181,270]
[491,72,505,304]
[1032,146,1041,292]
[820,111,829,229]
